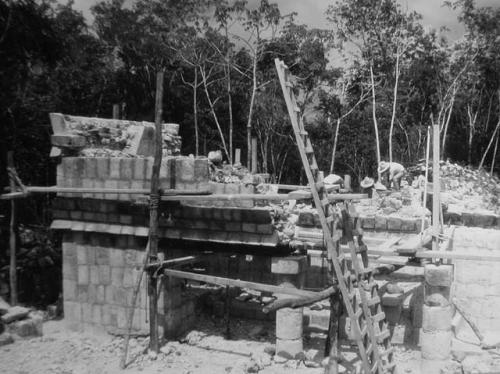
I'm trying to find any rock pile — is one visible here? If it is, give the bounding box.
[0,298,43,346]
[440,161,500,214]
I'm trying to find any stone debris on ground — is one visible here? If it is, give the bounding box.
[439,160,500,215]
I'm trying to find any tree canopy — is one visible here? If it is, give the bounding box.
[1,0,499,221]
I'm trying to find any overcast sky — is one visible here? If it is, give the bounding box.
[71,0,500,40]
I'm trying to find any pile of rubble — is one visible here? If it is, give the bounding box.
[51,114,181,158]
[0,298,43,346]
[440,161,500,215]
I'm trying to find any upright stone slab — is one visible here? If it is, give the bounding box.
[421,263,454,372]
[271,256,307,359]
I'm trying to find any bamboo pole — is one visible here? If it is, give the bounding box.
[7,151,17,305]
[432,120,441,251]
[148,70,165,353]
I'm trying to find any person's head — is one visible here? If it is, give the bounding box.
[378,161,390,175]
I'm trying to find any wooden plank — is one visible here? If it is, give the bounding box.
[165,269,321,298]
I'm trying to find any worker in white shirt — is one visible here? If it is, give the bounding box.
[378,161,405,191]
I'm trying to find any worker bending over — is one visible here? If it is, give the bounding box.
[378,161,405,190]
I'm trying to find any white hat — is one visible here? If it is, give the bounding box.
[360,177,374,189]
[378,161,390,174]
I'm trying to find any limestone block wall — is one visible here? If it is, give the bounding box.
[452,227,500,342]
[61,230,198,338]
[56,156,210,200]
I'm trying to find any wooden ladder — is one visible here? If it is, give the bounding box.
[274,58,395,374]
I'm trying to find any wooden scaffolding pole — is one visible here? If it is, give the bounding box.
[7,151,17,305]
[148,70,165,353]
[432,120,441,251]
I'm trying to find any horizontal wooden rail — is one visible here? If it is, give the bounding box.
[164,269,321,298]
[161,193,367,202]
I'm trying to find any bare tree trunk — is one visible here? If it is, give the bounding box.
[200,66,230,160]
[466,104,479,166]
[194,68,199,156]
[491,133,499,174]
[441,86,457,158]
[227,65,233,164]
[370,64,381,180]
[479,91,500,169]
[389,52,400,164]
[330,117,340,174]
[246,56,258,169]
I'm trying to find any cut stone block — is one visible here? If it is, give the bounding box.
[1,306,30,323]
[122,124,155,157]
[271,256,307,275]
[420,329,452,360]
[424,264,453,287]
[422,304,453,332]
[7,313,43,337]
[276,308,303,340]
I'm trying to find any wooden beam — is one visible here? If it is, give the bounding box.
[432,121,441,250]
[165,269,321,298]
[262,286,337,313]
[161,193,368,202]
[148,70,165,353]
[145,256,198,270]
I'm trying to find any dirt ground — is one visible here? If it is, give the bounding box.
[0,313,422,374]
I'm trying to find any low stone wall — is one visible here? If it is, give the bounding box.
[452,227,500,342]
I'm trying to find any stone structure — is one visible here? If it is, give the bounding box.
[272,256,307,358]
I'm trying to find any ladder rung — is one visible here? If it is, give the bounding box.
[377,329,391,343]
[305,143,314,154]
[353,309,363,319]
[294,106,300,112]
[371,362,379,374]
[300,130,308,136]
[326,215,335,224]
[359,325,368,338]
[336,254,345,262]
[372,312,386,323]
[367,296,380,307]
[285,82,293,88]
[315,180,324,190]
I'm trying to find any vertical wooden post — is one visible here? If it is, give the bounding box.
[148,70,164,353]
[235,148,241,166]
[112,104,120,120]
[7,151,17,305]
[432,121,440,251]
[251,137,258,173]
[343,174,351,192]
